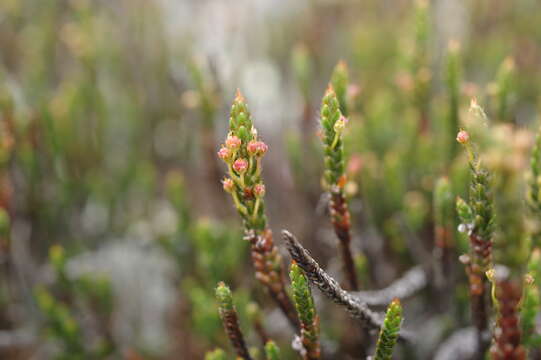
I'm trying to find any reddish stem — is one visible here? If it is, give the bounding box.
[490,278,526,360]
[329,192,359,291]
[248,229,300,330]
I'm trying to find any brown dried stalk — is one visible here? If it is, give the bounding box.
[282,230,411,341]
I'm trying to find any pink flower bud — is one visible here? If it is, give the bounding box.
[222,178,234,193]
[247,140,268,157]
[247,140,259,156]
[253,184,266,197]
[456,130,469,144]
[257,141,268,156]
[217,147,232,161]
[233,158,249,173]
[225,135,241,150]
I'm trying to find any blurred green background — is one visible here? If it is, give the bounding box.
[1,0,541,358]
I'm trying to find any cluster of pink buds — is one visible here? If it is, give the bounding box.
[218,134,242,163]
[218,147,232,161]
[233,158,249,174]
[225,134,241,150]
[247,140,268,157]
[218,134,269,181]
[219,89,271,231]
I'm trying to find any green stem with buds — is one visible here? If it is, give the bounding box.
[216,282,252,360]
[456,128,494,358]
[374,299,403,360]
[290,262,321,360]
[219,91,299,329]
[320,85,359,291]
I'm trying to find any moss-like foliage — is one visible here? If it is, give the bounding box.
[216,282,252,360]
[374,299,403,360]
[320,86,346,191]
[290,262,320,360]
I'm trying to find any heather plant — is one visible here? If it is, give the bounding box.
[488,267,527,359]
[529,125,541,245]
[521,283,541,348]
[162,170,250,347]
[290,262,320,360]
[216,282,252,360]
[320,85,359,291]
[35,287,86,359]
[523,128,541,354]
[210,70,538,359]
[36,245,114,358]
[456,127,494,356]
[374,299,403,360]
[218,91,298,329]
[5,1,541,359]
[521,256,541,349]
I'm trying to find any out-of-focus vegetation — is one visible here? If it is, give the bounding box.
[1,0,541,359]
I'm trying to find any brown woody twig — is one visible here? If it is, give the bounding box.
[281,230,412,341]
